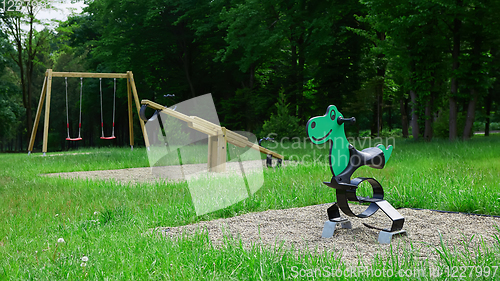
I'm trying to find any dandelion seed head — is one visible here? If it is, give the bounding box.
[57,238,65,243]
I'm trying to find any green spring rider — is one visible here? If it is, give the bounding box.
[306,105,406,244]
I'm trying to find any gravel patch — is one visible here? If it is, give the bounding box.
[43,159,287,184]
[153,204,500,265]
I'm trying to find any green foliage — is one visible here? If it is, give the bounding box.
[359,128,402,138]
[0,31,23,141]
[2,0,499,149]
[220,87,260,132]
[359,130,371,138]
[380,128,403,138]
[491,122,500,131]
[0,91,22,139]
[260,91,303,140]
[158,114,191,146]
[0,66,23,140]
[474,122,500,132]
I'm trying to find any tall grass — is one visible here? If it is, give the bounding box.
[1,135,500,279]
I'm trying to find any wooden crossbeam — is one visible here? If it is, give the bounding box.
[51,72,128,79]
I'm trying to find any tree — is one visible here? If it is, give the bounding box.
[0,0,51,148]
[361,0,468,141]
[459,0,500,140]
[261,90,303,139]
[0,30,24,148]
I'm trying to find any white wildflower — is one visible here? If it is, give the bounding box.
[55,214,59,217]
[80,262,86,267]
[81,256,89,262]
[57,238,65,243]
[94,211,98,215]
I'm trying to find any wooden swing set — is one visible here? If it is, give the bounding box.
[28,69,283,174]
[28,69,150,155]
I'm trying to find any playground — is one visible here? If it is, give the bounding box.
[3,0,500,277]
[1,69,499,278]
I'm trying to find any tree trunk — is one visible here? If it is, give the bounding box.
[388,101,392,131]
[449,96,458,140]
[449,2,462,141]
[463,28,482,140]
[424,74,436,141]
[176,23,196,98]
[400,97,409,138]
[248,63,255,89]
[13,18,30,147]
[410,89,419,140]
[370,99,377,137]
[289,30,298,108]
[424,94,433,141]
[181,50,196,98]
[371,71,385,137]
[294,0,305,118]
[297,36,305,117]
[370,32,386,137]
[25,4,36,150]
[462,89,478,140]
[485,89,492,136]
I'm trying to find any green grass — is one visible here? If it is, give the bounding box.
[1,136,500,279]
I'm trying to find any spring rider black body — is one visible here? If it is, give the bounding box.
[306,105,406,244]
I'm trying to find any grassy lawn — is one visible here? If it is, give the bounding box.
[1,135,500,279]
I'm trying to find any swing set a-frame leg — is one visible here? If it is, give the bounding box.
[42,69,53,156]
[127,72,133,150]
[28,70,51,155]
[127,71,150,150]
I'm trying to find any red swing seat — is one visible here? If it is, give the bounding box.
[100,121,116,140]
[66,122,82,141]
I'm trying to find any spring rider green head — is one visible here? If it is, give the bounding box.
[306,105,405,244]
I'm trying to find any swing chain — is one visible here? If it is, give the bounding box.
[65,77,83,141]
[99,77,117,139]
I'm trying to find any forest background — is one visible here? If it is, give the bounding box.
[1,0,500,152]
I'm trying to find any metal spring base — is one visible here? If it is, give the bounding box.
[378,229,407,244]
[321,217,407,244]
[321,217,352,238]
[321,177,406,244]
